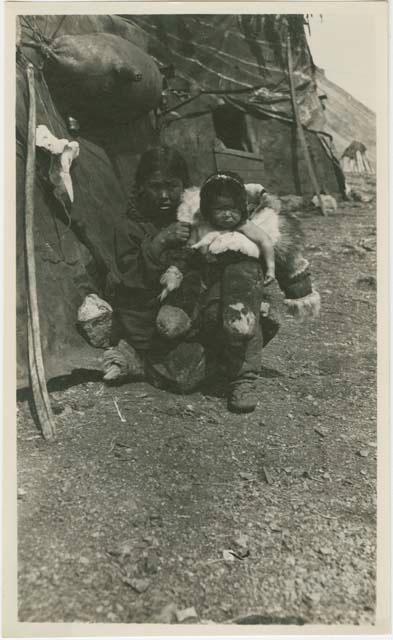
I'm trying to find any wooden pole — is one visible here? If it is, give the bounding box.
[286,34,327,216]
[25,64,56,440]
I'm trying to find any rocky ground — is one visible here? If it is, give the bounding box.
[17,196,377,626]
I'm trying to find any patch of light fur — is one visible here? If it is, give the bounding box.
[284,290,321,321]
[226,305,256,336]
[176,187,201,224]
[194,232,260,258]
[229,302,246,312]
[251,207,281,245]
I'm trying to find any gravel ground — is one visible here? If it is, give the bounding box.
[17,200,377,626]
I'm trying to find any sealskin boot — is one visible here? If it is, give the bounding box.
[228,375,259,413]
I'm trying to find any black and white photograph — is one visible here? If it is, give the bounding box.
[5,2,389,634]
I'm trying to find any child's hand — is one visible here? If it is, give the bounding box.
[264,269,275,286]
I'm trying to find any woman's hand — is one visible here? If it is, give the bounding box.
[148,222,191,262]
[156,222,191,248]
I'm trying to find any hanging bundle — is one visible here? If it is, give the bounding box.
[38,32,163,123]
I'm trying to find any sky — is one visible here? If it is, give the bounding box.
[306,14,376,112]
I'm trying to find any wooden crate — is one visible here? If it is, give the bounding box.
[213,145,265,184]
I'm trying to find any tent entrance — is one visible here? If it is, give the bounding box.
[212,104,265,183]
[212,105,252,152]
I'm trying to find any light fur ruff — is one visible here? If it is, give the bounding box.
[284,290,321,320]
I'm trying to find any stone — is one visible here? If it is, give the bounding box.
[123,577,150,593]
[175,606,198,623]
[154,603,177,624]
[312,194,337,214]
[280,195,304,213]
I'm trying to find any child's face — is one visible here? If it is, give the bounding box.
[141,171,183,219]
[208,194,243,230]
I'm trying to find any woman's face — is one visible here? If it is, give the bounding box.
[208,194,243,230]
[140,171,183,221]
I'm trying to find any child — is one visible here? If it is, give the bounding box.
[159,172,276,300]
[194,172,276,284]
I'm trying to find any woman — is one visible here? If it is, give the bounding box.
[103,146,318,413]
[103,145,208,395]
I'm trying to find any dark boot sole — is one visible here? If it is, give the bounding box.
[227,401,257,414]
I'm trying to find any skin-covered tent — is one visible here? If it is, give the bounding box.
[126,14,345,194]
[16,14,344,390]
[341,141,374,174]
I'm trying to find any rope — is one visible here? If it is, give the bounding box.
[49,15,67,42]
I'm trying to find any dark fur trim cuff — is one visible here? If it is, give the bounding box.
[281,273,313,300]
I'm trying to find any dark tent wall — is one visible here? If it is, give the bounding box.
[242,116,343,195]
[161,111,217,186]
[127,15,323,126]
[16,15,157,388]
[16,68,127,388]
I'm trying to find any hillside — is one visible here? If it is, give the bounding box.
[316,68,376,164]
